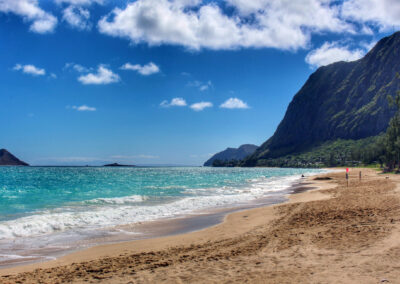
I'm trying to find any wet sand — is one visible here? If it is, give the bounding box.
[2,168,400,283]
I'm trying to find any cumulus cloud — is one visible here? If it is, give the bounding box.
[188,80,212,91]
[64,62,91,73]
[70,105,97,111]
[190,101,213,111]
[57,0,103,31]
[97,0,353,51]
[361,40,378,52]
[220,97,249,109]
[120,62,160,75]
[13,64,45,76]
[0,0,57,33]
[62,5,91,30]
[341,0,400,31]
[160,97,187,107]
[305,41,365,68]
[78,65,120,85]
[56,0,103,5]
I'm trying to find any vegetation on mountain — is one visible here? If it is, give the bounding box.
[212,32,400,170]
[246,135,385,168]
[381,78,400,171]
[242,32,400,167]
[204,144,258,166]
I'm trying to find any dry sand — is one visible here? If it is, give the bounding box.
[1,168,400,283]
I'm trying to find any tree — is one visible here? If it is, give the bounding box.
[385,74,400,170]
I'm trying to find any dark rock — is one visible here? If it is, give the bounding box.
[103,163,136,167]
[313,177,332,180]
[0,149,29,166]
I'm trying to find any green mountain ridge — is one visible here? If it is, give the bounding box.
[243,31,400,167]
[204,144,258,166]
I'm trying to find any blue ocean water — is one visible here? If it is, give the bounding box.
[0,166,324,264]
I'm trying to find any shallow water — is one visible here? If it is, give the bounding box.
[0,166,324,266]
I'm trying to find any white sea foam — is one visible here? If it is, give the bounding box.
[83,195,147,205]
[0,254,30,262]
[0,172,325,240]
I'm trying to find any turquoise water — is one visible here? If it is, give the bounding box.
[0,166,324,264]
[0,167,321,222]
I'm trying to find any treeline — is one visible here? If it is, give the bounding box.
[214,136,386,168]
[213,135,387,168]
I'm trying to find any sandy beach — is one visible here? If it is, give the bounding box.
[1,168,400,283]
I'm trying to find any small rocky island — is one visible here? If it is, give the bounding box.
[103,163,136,167]
[0,149,29,166]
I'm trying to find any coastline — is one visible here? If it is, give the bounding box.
[0,170,334,276]
[3,167,400,283]
[0,169,322,270]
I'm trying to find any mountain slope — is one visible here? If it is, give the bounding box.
[244,31,400,166]
[204,144,258,166]
[0,149,29,166]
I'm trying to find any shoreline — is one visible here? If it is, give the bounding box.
[4,167,399,283]
[0,170,334,277]
[0,170,324,270]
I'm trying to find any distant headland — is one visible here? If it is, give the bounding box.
[103,163,136,167]
[0,149,29,166]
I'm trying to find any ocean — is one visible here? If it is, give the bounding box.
[0,166,325,266]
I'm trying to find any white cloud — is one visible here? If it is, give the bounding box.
[190,101,213,111]
[121,62,160,75]
[55,0,103,5]
[13,64,45,76]
[188,80,212,91]
[341,0,400,31]
[305,41,365,68]
[78,65,120,85]
[220,97,249,109]
[361,40,378,52]
[0,0,57,33]
[62,5,91,30]
[98,0,352,51]
[70,105,97,111]
[64,62,91,73]
[160,97,187,107]
[50,73,57,79]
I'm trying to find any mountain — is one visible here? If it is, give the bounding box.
[0,149,29,166]
[243,31,400,166]
[204,144,258,166]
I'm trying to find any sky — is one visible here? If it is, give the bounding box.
[0,0,399,166]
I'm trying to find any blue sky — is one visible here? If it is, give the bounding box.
[0,0,398,165]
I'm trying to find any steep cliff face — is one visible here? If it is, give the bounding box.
[204,144,258,166]
[244,32,400,166]
[0,149,29,166]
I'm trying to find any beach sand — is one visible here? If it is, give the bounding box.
[1,168,400,283]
